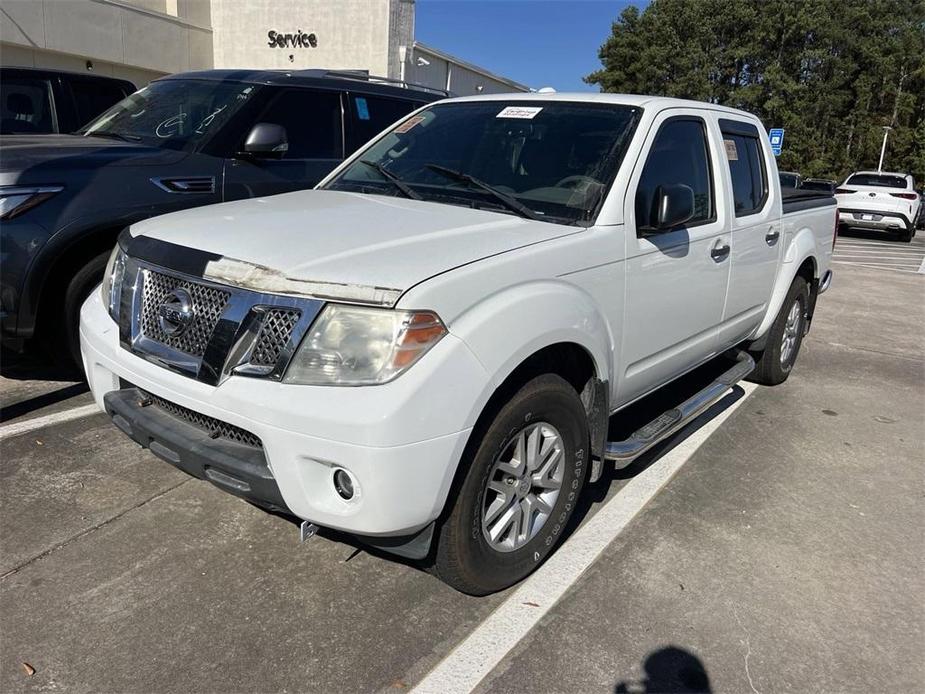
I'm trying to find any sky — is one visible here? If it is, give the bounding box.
[415,0,640,92]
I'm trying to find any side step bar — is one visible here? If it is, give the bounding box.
[604,350,755,467]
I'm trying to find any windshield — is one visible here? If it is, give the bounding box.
[846,173,908,189]
[79,79,256,150]
[324,101,641,226]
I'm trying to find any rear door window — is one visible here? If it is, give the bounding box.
[0,78,55,134]
[69,79,131,129]
[347,95,422,152]
[723,133,767,216]
[635,118,714,231]
[257,89,343,159]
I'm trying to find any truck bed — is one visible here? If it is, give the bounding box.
[782,188,836,214]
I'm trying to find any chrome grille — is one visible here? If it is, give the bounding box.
[142,390,263,449]
[140,270,230,357]
[249,309,301,367]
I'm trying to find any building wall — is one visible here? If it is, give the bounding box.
[0,0,213,86]
[210,0,403,76]
[409,42,528,95]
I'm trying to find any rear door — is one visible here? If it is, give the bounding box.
[223,87,345,201]
[619,110,730,405]
[716,117,781,347]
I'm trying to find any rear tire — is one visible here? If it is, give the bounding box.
[748,276,809,386]
[898,227,914,243]
[39,249,110,373]
[433,374,589,595]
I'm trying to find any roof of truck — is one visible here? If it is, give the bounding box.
[439,92,762,119]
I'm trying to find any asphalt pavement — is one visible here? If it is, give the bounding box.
[1,232,922,693]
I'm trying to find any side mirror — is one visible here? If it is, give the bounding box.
[650,183,695,231]
[240,123,288,159]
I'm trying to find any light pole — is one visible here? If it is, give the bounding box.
[877,126,893,173]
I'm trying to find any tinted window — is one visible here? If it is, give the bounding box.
[348,95,422,151]
[846,173,907,189]
[70,79,130,128]
[801,180,834,193]
[260,89,343,159]
[0,78,55,134]
[779,173,801,188]
[635,119,713,230]
[724,133,766,215]
[326,101,641,226]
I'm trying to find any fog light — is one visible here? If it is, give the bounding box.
[333,468,355,500]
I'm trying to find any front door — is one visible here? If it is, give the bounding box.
[618,112,731,406]
[223,88,345,201]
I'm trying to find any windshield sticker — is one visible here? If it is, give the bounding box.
[724,139,739,161]
[496,106,543,119]
[394,115,425,133]
[355,97,370,120]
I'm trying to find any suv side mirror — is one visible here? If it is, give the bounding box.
[241,123,288,159]
[651,183,695,231]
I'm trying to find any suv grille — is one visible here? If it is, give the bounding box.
[249,309,301,366]
[142,389,263,449]
[140,271,230,357]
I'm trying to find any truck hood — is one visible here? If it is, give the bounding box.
[0,134,186,175]
[130,189,581,304]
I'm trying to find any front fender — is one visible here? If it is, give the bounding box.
[449,279,613,414]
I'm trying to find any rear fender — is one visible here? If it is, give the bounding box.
[751,226,818,344]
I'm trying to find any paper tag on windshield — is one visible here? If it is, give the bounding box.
[724,139,739,160]
[496,106,543,119]
[394,115,424,133]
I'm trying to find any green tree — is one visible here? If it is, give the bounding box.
[586,0,925,182]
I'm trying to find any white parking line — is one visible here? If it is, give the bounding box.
[412,382,759,694]
[0,404,103,441]
[832,261,923,274]
[919,256,925,274]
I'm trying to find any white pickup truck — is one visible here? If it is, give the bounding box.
[81,94,836,594]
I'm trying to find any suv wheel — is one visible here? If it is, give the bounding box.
[433,374,589,595]
[40,249,110,372]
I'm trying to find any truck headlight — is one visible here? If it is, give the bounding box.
[101,244,127,321]
[284,305,447,385]
[0,186,63,220]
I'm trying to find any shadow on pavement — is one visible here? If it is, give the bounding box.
[615,646,712,693]
[0,346,81,383]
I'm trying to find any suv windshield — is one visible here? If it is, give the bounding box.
[324,101,641,226]
[846,173,908,189]
[79,79,256,150]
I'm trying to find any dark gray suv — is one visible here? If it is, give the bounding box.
[0,69,443,366]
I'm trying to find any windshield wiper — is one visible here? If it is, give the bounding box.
[425,164,542,221]
[359,160,422,200]
[83,131,142,142]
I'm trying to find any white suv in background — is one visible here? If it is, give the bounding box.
[835,171,920,242]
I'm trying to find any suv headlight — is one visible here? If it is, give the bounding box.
[101,244,127,321]
[284,305,447,385]
[0,186,63,220]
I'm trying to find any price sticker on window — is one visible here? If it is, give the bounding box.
[496,106,543,119]
[724,139,739,161]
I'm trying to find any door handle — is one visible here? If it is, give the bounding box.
[710,241,730,261]
[765,227,780,245]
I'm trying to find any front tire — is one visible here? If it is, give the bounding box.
[39,249,110,372]
[433,374,589,595]
[749,276,809,386]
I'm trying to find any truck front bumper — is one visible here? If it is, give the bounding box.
[80,289,487,539]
